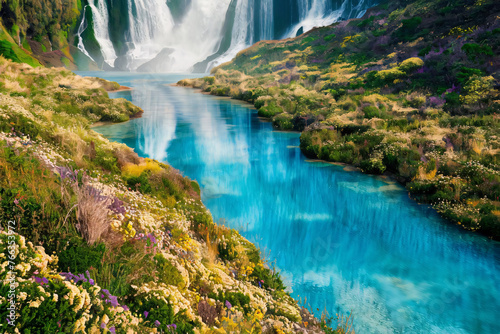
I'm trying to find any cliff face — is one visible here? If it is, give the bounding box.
[178,0,500,239]
[0,57,337,333]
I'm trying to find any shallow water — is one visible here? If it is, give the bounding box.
[84,72,500,333]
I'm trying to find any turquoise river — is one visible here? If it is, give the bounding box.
[83,72,500,334]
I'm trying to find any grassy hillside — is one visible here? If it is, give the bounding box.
[0,0,93,69]
[179,0,500,240]
[0,57,348,333]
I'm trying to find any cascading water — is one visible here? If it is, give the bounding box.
[125,0,174,70]
[286,0,365,38]
[87,0,117,67]
[260,0,274,40]
[76,5,94,62]
[79,0,378,72]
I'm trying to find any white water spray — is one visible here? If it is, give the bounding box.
[87,0,117,67]
[83,0,377,72]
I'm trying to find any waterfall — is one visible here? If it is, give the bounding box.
[286,0,349,38]
[80,0,378,72]
[76,5,94,61]
[87,0,117,67]
[126,0,174,70]
[260,0,274,40]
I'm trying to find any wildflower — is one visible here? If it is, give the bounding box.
[154,320,161,327]
[143,311,149,319]
[109,327,116,334]
[100,322,106,329]
[225,300,232,309]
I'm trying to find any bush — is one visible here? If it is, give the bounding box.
[125,172,152,194]
[360,158,386,174]
[272,113,294,130]
[258,102,282,118]
[399,57,424,73]
[462,43,493,61]
[58,239,106,273]
[363,106,387,119]
[460,75,494,105]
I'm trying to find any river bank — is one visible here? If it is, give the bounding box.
[0,57,339,333]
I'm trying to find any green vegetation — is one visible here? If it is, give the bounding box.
[0,0,81,68]
[0,57,340,333]
[178,0,500,240]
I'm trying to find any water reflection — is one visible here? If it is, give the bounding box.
[92,72,500,334]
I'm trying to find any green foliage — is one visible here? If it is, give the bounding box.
[0,39,20,62]
[154,254,184,287]
[272,113,294,130]
[393,16,422,42]
[363,106,388,119]
[125,171,152,194]
[457,66,484,84]
[418,45,432,57]
[130,292,196,333]
[58,239,106,273]
[460,75,494,105]
[357,16,375,28]
[258,101,283,118]
[399,57,424,73]
[462,43,493,61]
[360,158,386,174]
[323,33,336,41]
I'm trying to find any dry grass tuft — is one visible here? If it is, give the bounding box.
[114,146,141,168]
[74,176,112,244]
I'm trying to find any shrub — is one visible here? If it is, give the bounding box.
[460,75,494,105]
[363,106,387,119]
[462,43,493,61]
[258,102,283,118]
[125,172,152,194]
[58,239,106,273]
[272,113,294,130]
[375,68,404,83]
[361,158,386,174]
[324,33,336,41]
[154,254,184,287]
[399,57,424,73]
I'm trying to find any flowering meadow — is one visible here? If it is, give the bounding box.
[0,58,341,333]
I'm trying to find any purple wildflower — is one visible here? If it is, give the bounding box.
[154,320,161,327]
[428,96,445,107]
[108,295,119,307]
[122,304,129,311]
[225,300,232,309]
[147,233,157,244]
[109,326,116,334]
[13,199,19,205]
[100,322,106,329]
[143,311,149,319]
